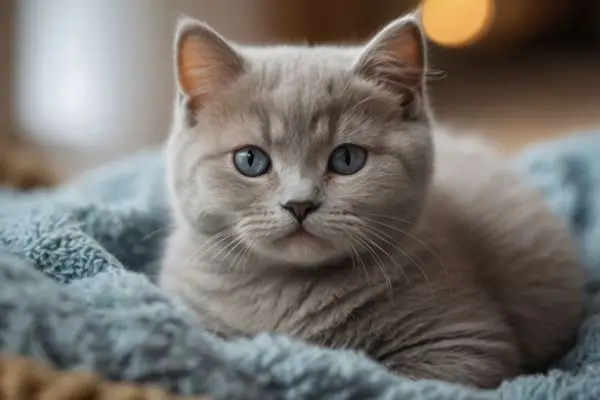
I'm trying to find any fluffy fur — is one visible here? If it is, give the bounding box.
[160,14,585,388]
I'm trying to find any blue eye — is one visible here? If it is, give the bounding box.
[233,146,271,177]
[328,144,367,175]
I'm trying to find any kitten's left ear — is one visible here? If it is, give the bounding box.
[354,13,426,103]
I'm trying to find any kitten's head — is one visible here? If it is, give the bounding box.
[168,14,434,269]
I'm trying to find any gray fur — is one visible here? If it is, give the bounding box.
[160,14,585,388]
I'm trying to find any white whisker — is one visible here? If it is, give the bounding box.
[359,215,448,279]
[187,230,230,266]
[340,230,371,283]
[142,224,176,241]
[359,222,432,294]
[345,229,394,298]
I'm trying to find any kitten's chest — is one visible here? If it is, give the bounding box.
[191,268,391,341]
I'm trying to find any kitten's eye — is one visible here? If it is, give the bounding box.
[233,146,271,177]
[328,144,367,175]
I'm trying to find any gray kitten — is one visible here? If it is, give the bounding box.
[160,14,585,388]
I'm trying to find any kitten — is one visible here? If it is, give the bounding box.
[159,14,585,388]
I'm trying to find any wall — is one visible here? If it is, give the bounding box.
[0,1,13,141]
[14,0,272,155]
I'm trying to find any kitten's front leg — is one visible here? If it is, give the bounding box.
[389,342,519,388]
[383,320,520,388]
[375,282,522,389]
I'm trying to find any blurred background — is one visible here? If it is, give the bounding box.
[0,0,599,181]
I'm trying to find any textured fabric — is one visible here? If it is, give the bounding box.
[1,132,600,399]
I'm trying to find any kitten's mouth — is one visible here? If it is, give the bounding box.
[265,226,337,265]
[276,227,320,244]
[286,227,315,239]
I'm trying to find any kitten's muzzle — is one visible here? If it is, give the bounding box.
[280,201,321,224]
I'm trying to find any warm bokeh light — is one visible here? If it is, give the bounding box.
[421,0,495,47]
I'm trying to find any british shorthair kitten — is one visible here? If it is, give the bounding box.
[159,14,584,388]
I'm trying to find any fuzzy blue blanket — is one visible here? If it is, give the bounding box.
[1,132,600,399]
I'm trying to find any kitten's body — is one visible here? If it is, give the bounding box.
[160,16,584,388]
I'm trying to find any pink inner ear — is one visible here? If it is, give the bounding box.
[178,34,232,111]
[358,21,425,98]
[388,24,424,70]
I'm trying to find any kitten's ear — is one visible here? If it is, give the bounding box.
[354,13,426,103]
[175,17,245,112]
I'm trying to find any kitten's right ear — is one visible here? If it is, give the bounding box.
[175,17,245,112]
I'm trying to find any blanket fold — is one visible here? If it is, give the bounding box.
[2,132,600,399]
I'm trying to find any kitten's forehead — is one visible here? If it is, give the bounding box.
[235,47,357,150]
[240,46,357,95]
[241,46,359,76]
[199,45,408,162]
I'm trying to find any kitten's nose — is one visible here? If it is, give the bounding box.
[281,201,321,224]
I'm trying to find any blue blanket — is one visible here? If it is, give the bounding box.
[1,132,600,399]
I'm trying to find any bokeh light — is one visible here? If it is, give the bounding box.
[421,0,496,47]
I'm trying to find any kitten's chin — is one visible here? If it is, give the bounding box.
[255,231,340,268]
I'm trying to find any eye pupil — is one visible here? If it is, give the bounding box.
[247,150,255,166]
[343,149,351,165]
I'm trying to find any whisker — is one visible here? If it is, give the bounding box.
[187,232,224,264]
[227,223,275,272]
[142,224,176,241]
[186,230,230,266]
[359,222,431,293]
[353,226,413,291]
[361,213,414,225]
[229,237,253,272]
[359,215,449,279]
[350,95,379,112]
[207,234,245,265]
[220,234,249,267]
[340,230,371,283]
[346,229,394,298]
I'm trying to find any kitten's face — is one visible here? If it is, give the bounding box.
[169,16,433,268]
